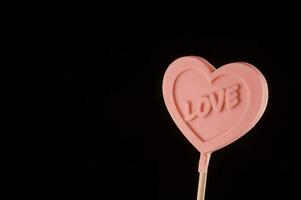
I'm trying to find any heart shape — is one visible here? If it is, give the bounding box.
[163,56,268,154]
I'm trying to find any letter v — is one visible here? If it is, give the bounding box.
[209,89,225,112]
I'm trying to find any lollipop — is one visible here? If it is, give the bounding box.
[162,56,268,200]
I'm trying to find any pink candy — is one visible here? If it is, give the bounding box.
[162,56,268,172]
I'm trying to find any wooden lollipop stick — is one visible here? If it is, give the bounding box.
[197,153,211,200]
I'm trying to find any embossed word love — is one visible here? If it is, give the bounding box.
[162,56,268,154]
[184,84,240,121]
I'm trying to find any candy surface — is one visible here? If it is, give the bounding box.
[163,56,268,154]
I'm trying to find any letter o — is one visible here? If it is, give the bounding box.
[197,96,211,117]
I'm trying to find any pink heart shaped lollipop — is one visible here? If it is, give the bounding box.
[162,56,268,172]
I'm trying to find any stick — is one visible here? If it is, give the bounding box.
[197,153,211,200]
[197,170,209,200]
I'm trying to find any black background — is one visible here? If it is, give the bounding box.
[3,1,300,199]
